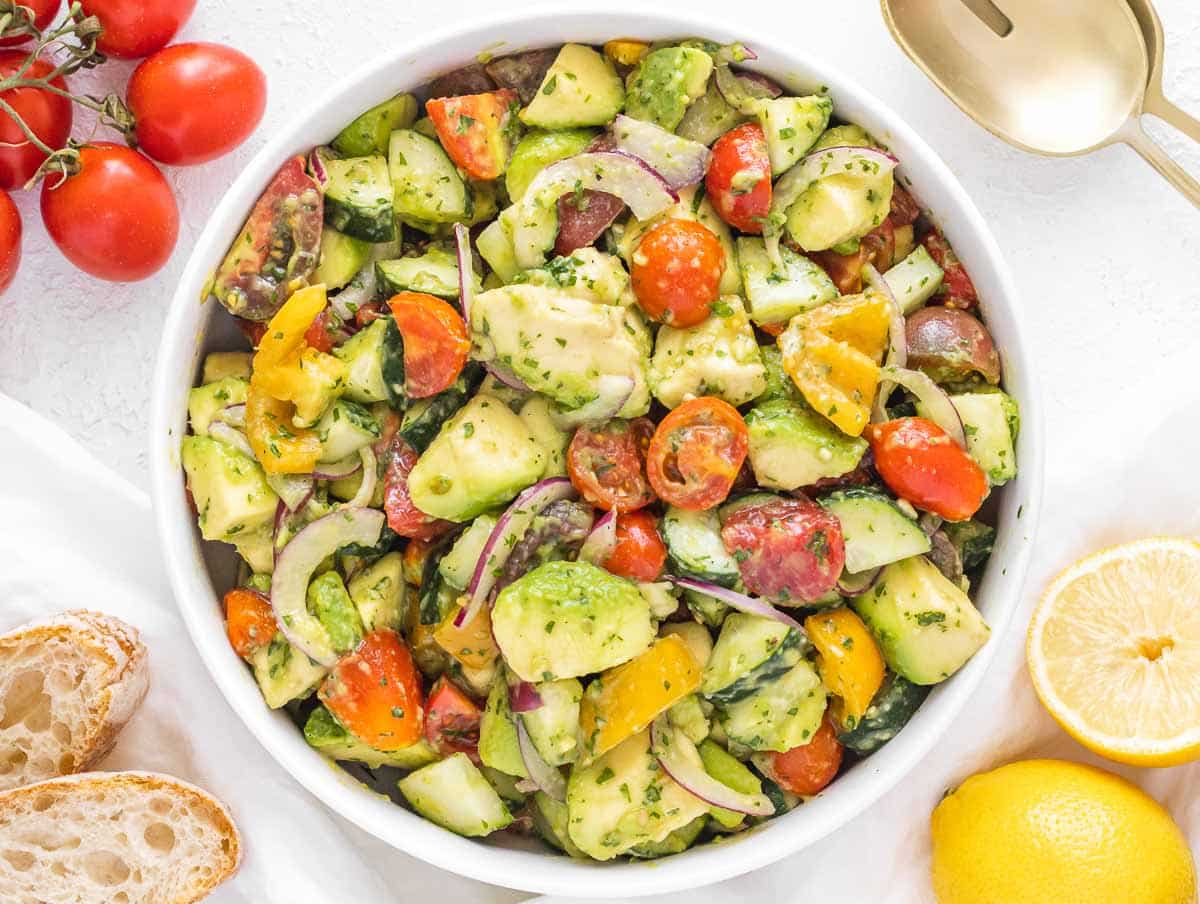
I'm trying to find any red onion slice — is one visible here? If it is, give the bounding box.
[312,455,363,480]
[610,115,712,190]
[271,507,385,665]
[339,447,377,510]
[308,148,330,188]
[484,362,533,393]
[578,508,618,566]
[668,576,806,635]
[873,365,967,449]
[208,421,255,459]
[265,472,315,513]
[714,65,769,116]
[458,477,578,628]
[651,716,774,817]
[863,262,909,426]
[836,566,883,597]
[517,718,566,801]
[548,374,635,430]
[509,681,544,713]
[454,222,474,322]
[217,403,246,429]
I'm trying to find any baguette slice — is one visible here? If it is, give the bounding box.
[0,610,149,791]
[0,771,241,903]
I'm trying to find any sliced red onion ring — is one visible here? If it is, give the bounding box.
[454,222,474,322]
[517,718,566,801]
[610,115,712,190]
[578,508,618,566]
[265,472,315,513]
[271,507,385,664]
[484,362,533,393]
[217,403,246,429]
[458,477,578,628]
[312,455,363,480]
[339,447,377,510]
[208,421,255,459]
[863,262,908,424]
[872,365,967,449]
[918,511,944,537]
[668,576,806,634]
[651,716,774,816]
[548,374,635,430]
[737,70,782,98]
[836,566,883,597]
[509,681,544,713]
[714,65,769,116]
[308,148,331,188]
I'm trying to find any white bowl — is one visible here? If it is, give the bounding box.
[150,7,1044,897]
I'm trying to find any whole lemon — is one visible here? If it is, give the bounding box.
[930,759,1195,904]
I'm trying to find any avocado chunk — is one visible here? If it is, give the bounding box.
[531,792,587,858]
[248,634,327,709]
[398,753,514,837]
[522,248,636,307]
[744,399,867,491]
[408,393,546,522]
[201,351,252,383]
[949,390,1019,486]
[786,165,895,252]
[518,395,570,478]
[376,246,470,299]
[333,93,418,157]
[811,123,874,153]
[306,571,364,654]
[187,377,248,437]
[759,95,832,175]
[852,555,990,685]
[630,815,706,858]
[181,435,279,543]
[304,705,437,769]
[522,677,584,766]
[520,44,624,129]
[491,561,655,682]
[479,676,528,778]
[315,227,371,290]
[736,237,838,326]
[624,46,713,132]
[506,128,597,202]
[346,551,407,632]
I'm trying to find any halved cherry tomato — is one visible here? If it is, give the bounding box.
[706,123,772,234]
[566,417,656,512]
[720,495,845,604]
[0,188,21,294]
[807,220,895,295]
[921,232,978,309]
[426,89,518,180]
[387,291,470,399]
[319,629,424,752]
[865,417,987,521]
[602,510,668,582]
[630,219,725,328]
[765,716,844,796]
[646,397,748,511]
[0,51,72,190]
[223,588,277,660]
[424,676,483,762]
[303,308,340,354]
[0,0,60,46]
[79,0,196,59]
[382,435,455,540]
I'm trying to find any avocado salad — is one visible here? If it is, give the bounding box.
[184,38,1019,861]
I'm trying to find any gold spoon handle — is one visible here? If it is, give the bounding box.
[1122,119,1200,209]
[1143,92,1200,146]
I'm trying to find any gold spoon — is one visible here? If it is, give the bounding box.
[880,0,1200,206]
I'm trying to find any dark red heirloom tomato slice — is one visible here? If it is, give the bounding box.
[426,89,518,180]
[386,291,470,399]
[303,308,340,354]
[0,0,60,46]
[222,588,276,660]
[720,495,845,604]
[764,716,844,796]
[865,417,987,522]
[630,219,725,328]
[0,51,72,190]
[566,417,657,513]
[921,232,978,309]
[646,397,748,511]
[555,190,625,257]
[807,220,895,295]
[706,122,772,234]
[382,435,455,540]
[602,510,668,583]
[424,676,483,762]
[887,184,921,227]
[319,629,424,752]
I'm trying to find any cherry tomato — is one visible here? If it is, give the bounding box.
[888,184,921,227]
[0,51,72,190]
[79,0,196,59]
[646,397,748,511]
[602,510,667,582]
[128,42,266,166]
[424,676,482,762]
[425,89,517,181]
[921,232,978,309]
[630,218,725,327]
[319,629,424,751]
[566,417,656,512]
[0,188,20,294]
[865,417,987,521]
[382,435,454,540]
[807,220,895,295]
[765,717,844,796]
[720,495,845,604]
[223,588,276,660]
[303,308,340,354]
[0,0,60,46]
[40,142,178,282]
[386,291,470,399]
[402,538,434,586]
[354,299,387,328]
[706,123,772,234]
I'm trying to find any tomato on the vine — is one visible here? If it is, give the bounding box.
[78,0,196,59]
[40,142,179,282]
[0,51,72,190]
[0,188,20,294]
[602,510,667,583]
[646,397,748,511]
[128,42,267,166]
[0,0,61,46]
[630,218,725,328]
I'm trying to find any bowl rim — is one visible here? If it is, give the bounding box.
[150,5,1045,896]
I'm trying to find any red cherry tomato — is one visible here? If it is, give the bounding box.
[602,510,667,583]
[40,142,178,282]
[382,435,455,540]
[646,397,748,511]
[720,495,845,604]
[303,308,340,354]
[0,0,61,46]
[425,89,518,181]
[78,0,196,59]
[0,51,72,190]
[128,42,267,166]
[0,188,20,294]
[921,232,978,309]
[424,676,482,762]
[865,417,987,521]
[706,123,772,234]
[386,291,470,399]
[222,588,276,660]
[766,717,844,796]
[566,417,657,513]
[630,219,725,327]
[319,629,424,752]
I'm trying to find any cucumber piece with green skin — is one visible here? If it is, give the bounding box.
[949,390,1019,486]
[476,214,520,283]
[438,512,499,591]
[521,677,583,766]
[479,677,528,779]
[181,435,279,543]
[684,587,730,629]
[398,752,514,837]
[418,534,458,626]
[718,660,826,752]
[506,128,597,202]
[532,791,587,858]
[736,236,838,326]
[661,506,741,588]
[187,377,247,437]
[702,612,806,704]
[380,316,408,410]
[304,705,437,769]
[346,551,407,632]
[306,571,364,654]
[314,399,381,463]
[699,738,763,829]
[315,227,371,290]
[399,362,484,454]
[248,634,327,709]
[755,345,803,405]
[666,694,710,745]
[941,519,995,571]
[520,44,624,129]
[884,244,944,314]
[629,815,707,858]
[323,155,396,242]
[818,487,931,574]
[835,672,930,754]
[851,555,990,685]
[334,318,390,405]
[333,93,418,156]
[624,46,713,132]
[758,95,832,176]
[388,129,471,227]
[744,400,868,491]
[376,246,465,299]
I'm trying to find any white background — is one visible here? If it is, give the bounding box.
[1,1,1197,901]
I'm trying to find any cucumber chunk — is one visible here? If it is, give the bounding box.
[884,244,944,314]
[324,154,396,242]
[521,678,583,766]
[736,237,838,326]
[304,705,439,769]
[744,400,867,491]
[949,390,1019,486]
[438,512,499,591]
[661,506,741,587]
[835,672,929,754]
[531,791,587,858]
[333,93,418,156]
[718,660,826,752]
[818,487,931,573]
[181,434,278,543]
[333,317,396,405]
[400,362,484,454]
[699,738,763,828]
[315,227,371,290]
[398,753,514,837]
[941,519,995,571]
[702,613,805,704]
[479,677,528,779]
[389,129,470,228]
[476,215,520,283]
[376,246,467,299]
[520,44,624,129]
[758,95,832,176]
[346,551,407,632]
[315,399,380,463]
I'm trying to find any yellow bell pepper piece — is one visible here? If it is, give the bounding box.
[805,607,885,726]
[604,39,649,67]
[245,381,322,475]
[579,634,701,761]
[434,597,500,672]
[778,290,892,436]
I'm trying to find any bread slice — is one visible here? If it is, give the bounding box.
[0,611,149,791]
[0,771,241,903]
